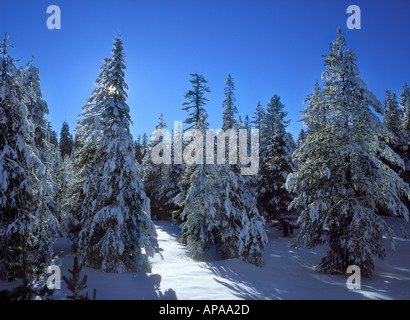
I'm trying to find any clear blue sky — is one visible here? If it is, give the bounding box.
[2,0,410,140]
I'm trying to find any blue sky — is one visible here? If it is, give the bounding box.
[2,0,410,140]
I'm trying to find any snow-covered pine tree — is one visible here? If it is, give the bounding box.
[182,73,210,131]
[134,135,144,164]
[176,107,224,259]
[243,115,250,130]
[173,74,211,225]
[222,74,238,131]
[171,122,189,226]
[218,166,268,265]
[163,161,184,221]
[250,101,265,147]
[400,83,410,137]
[67,58,111,250]
[399,84,410,170]
[383,90,407,177]
[0,34,56,281]
[218,124,268,265]
[21,57,60,242]
[21,58,50,162]
[175,76,226,258]
[59,121,74,159]
[287,29,410,277]
[143,113,170,220]
[296,129,306,149]
[256,94,297,236]
[53,121,74,233]
[47,121,59,149]
[251,101,265,131]
[398,84,410,221]
[384,91,403,136]
[179,160,225,260]
[75,34,157,272]
[178,79,267,264]
[54,154,72,235]
[141,132,149,161]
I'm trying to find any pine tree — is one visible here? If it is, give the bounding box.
[63,257,96,300]
[19,57,60,238]
[143,113,170,219]
[384,91,403,137]
[383,90,406,175]
[141,132,149,161]
[0,34,55,281]
[222,74,238,131]
[251,101,265,130]
[302,80,326,134]
[47,122,59,149]
[219,167,267,265]
[287,29,410,277]
[296,129,306,148]
[134,135,143,164]
[256,94,297,236]
[59,121,74,159]
[175,79,267,264]
[243,115,250,130]
[182,73,210,130]
[400,83,410,136]
[398,84,410,220]
[20,58,50,162]
[176,80,223,258]
[74,34,157,272]
[67,58,111,250]
[56,155,73,235]
[179,162,225,260]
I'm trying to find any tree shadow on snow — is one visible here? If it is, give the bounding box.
[50,238,177,300]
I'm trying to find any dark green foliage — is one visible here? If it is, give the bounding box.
[47,122,59,149]
[182,73,210,130]
[59,121,74,159]
[0,244,53,300]
[63,256,96,300]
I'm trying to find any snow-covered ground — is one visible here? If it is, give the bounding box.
[1,217,409,300]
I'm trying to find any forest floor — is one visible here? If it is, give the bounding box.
[1,217,409,300]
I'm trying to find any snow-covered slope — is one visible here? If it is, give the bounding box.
[1,217,409,300]
[151,218,410,300]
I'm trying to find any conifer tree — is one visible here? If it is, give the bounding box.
[0,34,56,281]
[400,83,410,137]
[47,122,59,149]
[251,101,265,130]
[287,29,410,277]
[256,94,297,236]
[384,91,403,137]
[182,73,210,130]
[19,57,60,236]
[20,58,50,162]
[222,74,238,131]
[74,34,157,272]
[175,77,267,264]
[134,135,144,164]
[59,121,74,159]
[141,132,149,161]
[383,90,406,175]
[143,113,171,219]
[175,78,223,258]
[296,129,306,148]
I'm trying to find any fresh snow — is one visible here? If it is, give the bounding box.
[3,216,408,300]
